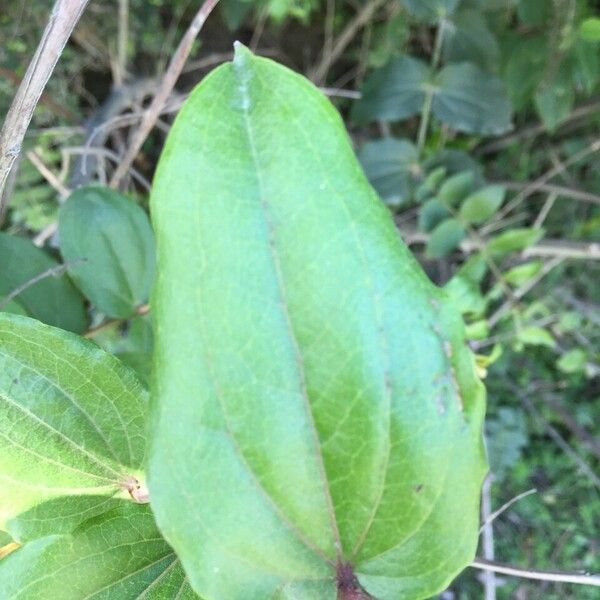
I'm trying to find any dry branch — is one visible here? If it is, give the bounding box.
[109,0,221,189]
[0,0,90,216]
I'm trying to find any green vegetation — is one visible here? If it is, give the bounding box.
[0,1,599,598]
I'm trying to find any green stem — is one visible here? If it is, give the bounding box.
[416,19,446,156]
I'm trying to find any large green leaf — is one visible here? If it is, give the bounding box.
[357,138,420,208]
[0,234,87,333]
[0,313,147,537]
[0,502,197,599]
[149,45,486,600]
[59,186,156,318]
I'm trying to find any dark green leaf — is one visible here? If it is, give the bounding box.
[400,0,460,22]
[0,313,147,539]
[59,186,156,319]
[0,503,197,599]
[459,184,505,224]
[487,228,544,256]
[352,57,429,124]
[443,10,500,70]
[149,46,487,599]
[438,170,475,206]
[220,0,253,30]
[0,234,87,333]
[357,138,420,207]
[426,218,466,257]
[433,62,513,134]
[534,80,575,132]
[517,326,555,348]
[504,35,546,110]
[419,197,452,232]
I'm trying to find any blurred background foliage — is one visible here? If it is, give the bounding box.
[1,0,599,597]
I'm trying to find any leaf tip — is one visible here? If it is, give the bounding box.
[233,41,252,66]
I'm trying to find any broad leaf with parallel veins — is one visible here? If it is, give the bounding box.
[149,45,487,600]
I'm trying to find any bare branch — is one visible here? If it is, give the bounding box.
[109,0,221,189]
[0,0,90,213]
[399,227,600,261]
[471,559,600,587]
[0,260,85,311]
[311,0,389,84]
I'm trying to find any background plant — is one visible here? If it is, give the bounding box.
[0,0,599,598]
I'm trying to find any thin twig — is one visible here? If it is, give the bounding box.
[494,181,600,207]
[84,303,150,338]
[311,0,389,84]
[479,488,537,532]
[471,559,600,587]
[26,150,71,198]
[519,391,600,490]
[533,192,558,229]
[416,19,445,156]
[116,0,129,85]
[480,476,496,600]
[399,227,600,260]
[487,257,564,329]
[109,0,221,189]
[0,260,85,311]
[477,98,600,155]
[493,139,600,223]
[0,0,90,211]
[64,146,151,191]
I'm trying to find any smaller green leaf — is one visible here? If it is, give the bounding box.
[438,170,475,205]
[517,326,556,348]
[358,138,420,207]
[504,35,546,110]
[444,275,487,317]
[517,0,552,26]
[557,349,587,374]
[557,311,582,333]
[534,81,574,132]
[59,186,156,319]
[0,503,198,599]
[503,261,543,286]
[426,218,466,258]
[487,228,544,257]
[579,18,600,42]
[220,0,253,30]
[433,62,513,134]
[400,0,460,22]
[352,57,430,123]
[0,297,26,316]
[464,319,489,340]
[419,197,451,232]
[443,9,500,70]
[459,184,505,224]
[415,167,446,202]
[0,234,87,333]
[424,149,484,186]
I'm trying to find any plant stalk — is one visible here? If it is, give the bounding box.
[416,19,445,156]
